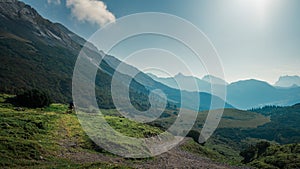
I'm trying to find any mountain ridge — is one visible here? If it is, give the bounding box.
[0,0,147,108]
[150,73,300,109]
[0,0,232,111]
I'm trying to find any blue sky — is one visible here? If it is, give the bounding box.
[21,0,300,84]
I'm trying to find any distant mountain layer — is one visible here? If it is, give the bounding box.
[151,73,300,109]
[147,73,227,93]
[274,75,300,87]
[227,79,300,109]
[102,55,233,111]
[0,1,232,111]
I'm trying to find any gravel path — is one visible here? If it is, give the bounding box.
[129,138,251,169]
[59,136,251,169]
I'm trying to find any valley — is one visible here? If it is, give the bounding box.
[0,1,300,169]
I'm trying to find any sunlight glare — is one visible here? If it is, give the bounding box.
[253,0,272,18]
[237,0,274,26]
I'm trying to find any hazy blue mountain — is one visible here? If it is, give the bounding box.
[274,75,300,88]
[147,73,210,92]
[147,73,227,93]
[226,79,300,109]
[149,72,300,109]
[103,55,233,111]
[0,1,232,111]
[202,75,228,85]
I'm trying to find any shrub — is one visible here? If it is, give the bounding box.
[186,130,205,145]
[256,141,270,157]
[240,141,271,163]
[240,145,257,163]
[15,89,51,108]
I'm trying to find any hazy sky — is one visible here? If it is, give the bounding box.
[22,0,300,84]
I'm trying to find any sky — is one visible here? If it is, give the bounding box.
[21,0,300,84]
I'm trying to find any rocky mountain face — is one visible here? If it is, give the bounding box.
[0,0,79,50]
[0,1,232,111]
[0,0,146,107]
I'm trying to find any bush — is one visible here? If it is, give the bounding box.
[240,141,271,163]
[15,89,51,108]
[240,145,257,163]
[256,141,270,157]
[186,130,205,145]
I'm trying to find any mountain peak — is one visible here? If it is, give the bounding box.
[174,72,187,78]
[202,75,228,85]
[231,79,272,86]
[0,1,81,50]
[274,75,300,88]
[0,1,40,24]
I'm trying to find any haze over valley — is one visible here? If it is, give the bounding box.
[0,1,300,169]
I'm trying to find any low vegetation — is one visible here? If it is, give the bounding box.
[1,93,300,169]
[14,89,51,108]
[242,142,300,169]
[0,94,173,168]
[0,94,131,168]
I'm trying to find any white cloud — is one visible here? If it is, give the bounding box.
[47,0,61,5]
[66,0,116,27]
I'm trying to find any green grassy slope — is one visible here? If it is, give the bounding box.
[198,109,270,128]
[0,94,164,168]
[2,93,299,168]
[147,108,271,165]
[151,108,270,131]
[0,93,246,168]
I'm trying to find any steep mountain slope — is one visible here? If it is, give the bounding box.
[0,0,150,109]
[0,1,232,111]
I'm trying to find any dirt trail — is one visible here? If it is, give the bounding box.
[55,116,250,169]
[129,138,250,169]
[59,136,249,168]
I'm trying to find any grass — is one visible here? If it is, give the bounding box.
[98,109,165,138]
[180,138,247,166]
[0,94,175,168]
[0,93,246,168]
[2,93,297,168]
[180,139,224,160]
[152,108,270,130]
[197,108,270,128]
[0,94,134,168]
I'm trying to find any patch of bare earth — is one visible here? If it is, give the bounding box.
[57,125,250,169]
[129,138,251,169]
